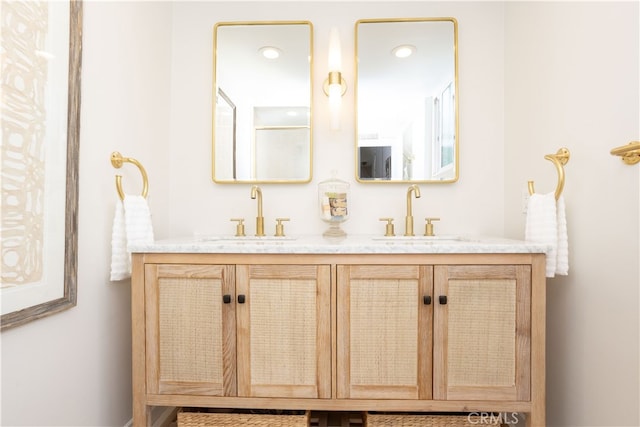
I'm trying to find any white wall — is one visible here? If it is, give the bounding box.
[1,2,638,426]
[168,1,506,239]
[504,2,640,426]
[1,2,173,426]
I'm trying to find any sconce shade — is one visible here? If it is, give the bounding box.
[326,28,346,130]
[328,28,342,72]
[328,82,342,130]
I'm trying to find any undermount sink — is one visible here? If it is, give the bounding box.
[371,235,467,243]
[198,235,298,242]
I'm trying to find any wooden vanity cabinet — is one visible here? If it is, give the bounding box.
[337,264,531,402]
[143,262,331,399]
[132,253,546,427]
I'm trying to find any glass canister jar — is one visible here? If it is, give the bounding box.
[318,175,350,238]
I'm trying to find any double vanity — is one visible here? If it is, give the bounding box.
[127,14,547,427]
[129,235,548,426]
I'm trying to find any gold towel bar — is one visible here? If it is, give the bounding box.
[110,151,149,200]
[528,147,570,200]
[610,141,640,165]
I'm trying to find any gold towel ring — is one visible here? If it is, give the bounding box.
[110,151,149,201]
[528,147,570,200]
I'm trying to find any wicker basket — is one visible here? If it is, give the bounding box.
[364,413,502,427]
[177,410,310,427]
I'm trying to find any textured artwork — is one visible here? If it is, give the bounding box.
[1,1,49,287]
[1,0,81,330]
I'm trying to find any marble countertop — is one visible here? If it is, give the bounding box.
[129,234,549,255]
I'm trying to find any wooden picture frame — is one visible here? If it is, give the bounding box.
[1,0,83,330]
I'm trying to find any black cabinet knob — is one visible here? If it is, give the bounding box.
[223,294,231,304]
[439,295,447,305]
[423,295,432,305]
[238,294,246,304]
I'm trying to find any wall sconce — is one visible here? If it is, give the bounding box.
[323,28,347,130]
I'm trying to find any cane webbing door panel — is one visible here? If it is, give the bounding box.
[236,264,331,398]
[145,264,236,396]
[336,265,433,400]
[433,265,531,401]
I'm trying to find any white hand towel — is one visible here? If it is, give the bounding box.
[555,195,569,275]
[525,192,558,277]
[110,200,130,281]
[110,195,154,281]
[123,195,155,250]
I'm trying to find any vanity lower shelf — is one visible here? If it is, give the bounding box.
[131,252,546,427]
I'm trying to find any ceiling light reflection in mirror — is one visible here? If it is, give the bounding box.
[356,18,458,183]
[213,21,313,183]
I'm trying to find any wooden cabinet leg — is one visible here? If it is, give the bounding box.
[131,255,150,427]
[132,402,151,427]
[527,409,545,427]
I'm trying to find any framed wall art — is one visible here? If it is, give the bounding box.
[1,0,82,330]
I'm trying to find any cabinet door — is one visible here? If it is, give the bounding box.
[337,265,433,400]
[236,264,331,398]
[145,264,236,396]
[433,265,531,401]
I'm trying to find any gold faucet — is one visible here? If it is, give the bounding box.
[405,184,421,236]
[250,185,265,236]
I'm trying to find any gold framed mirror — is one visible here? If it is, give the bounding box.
[355,18,458,183]
[213,21,313,183]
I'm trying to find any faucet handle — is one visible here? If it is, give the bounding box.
[379,218,395,237]
[275,218,290,237]
[230,218,246,237]
[424,217,440,237]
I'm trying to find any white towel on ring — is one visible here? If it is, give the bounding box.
[110,200,129,281]
[555,195,569,275]
[110,195,154,281]
[525,192,569,278]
